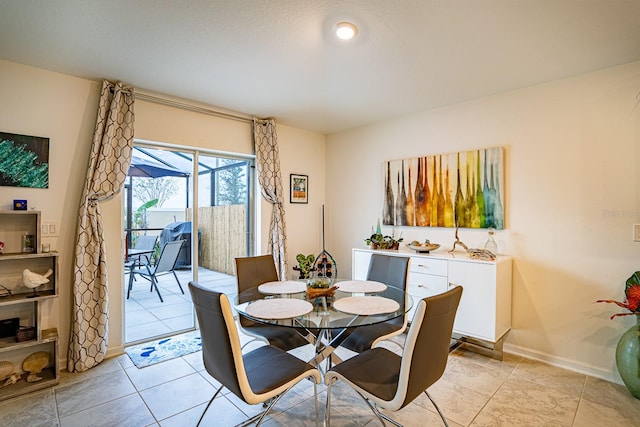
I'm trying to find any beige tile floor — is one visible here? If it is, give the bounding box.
[0,330,638,427]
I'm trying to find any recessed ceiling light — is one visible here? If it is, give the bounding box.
[335,22,358,40]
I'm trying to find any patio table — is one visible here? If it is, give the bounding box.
[126,248,155,279]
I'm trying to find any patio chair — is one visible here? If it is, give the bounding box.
[325,286,463,427]
[127,239,185,302]
[338,254,410,353]
[125,234,157,271]
[189,282,322,426]
[235,255,310,351]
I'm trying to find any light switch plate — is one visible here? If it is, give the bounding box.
[42,221,60,237]
[634,224,640,242]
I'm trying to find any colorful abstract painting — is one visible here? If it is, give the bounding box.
[383,147,504,229]
[0,131,50,188]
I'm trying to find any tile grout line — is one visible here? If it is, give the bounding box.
[569,375,588,427]
[464,357,520,426]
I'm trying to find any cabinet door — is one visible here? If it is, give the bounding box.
[409,256,447,276]
[448,261,497,341]
[352,250,372,280]
[407,272,448,321]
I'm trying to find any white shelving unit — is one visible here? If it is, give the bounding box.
[0,210,59,400]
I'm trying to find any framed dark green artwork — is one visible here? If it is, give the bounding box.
[0,131,50,188]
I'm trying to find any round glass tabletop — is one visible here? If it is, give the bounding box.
[235,281,412,330]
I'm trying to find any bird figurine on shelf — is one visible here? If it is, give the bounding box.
[22,268,53,298]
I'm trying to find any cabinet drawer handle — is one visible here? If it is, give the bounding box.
[448,282,458,288]
[418,284,425,288]
[417,264,430,269]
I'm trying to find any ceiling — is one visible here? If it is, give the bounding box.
[1,1,640,134]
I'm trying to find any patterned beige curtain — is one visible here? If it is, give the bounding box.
[68,81,135,372]
[253,118,287,279]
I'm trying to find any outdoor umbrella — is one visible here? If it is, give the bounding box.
[125,155,190,253]
[128,155,189,178]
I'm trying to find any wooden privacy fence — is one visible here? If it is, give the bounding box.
[195,204,246,275]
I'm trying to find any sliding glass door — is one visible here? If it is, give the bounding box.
[124,143,253,344]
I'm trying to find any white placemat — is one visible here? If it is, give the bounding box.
[337,280,387,293]
[333,296,400,316]
[258,280,307,295]
[244,298,313,320]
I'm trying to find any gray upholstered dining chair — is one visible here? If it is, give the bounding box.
[325,285,463,427]
[235,255,310,351]
[127,239,184,303]
[188,281,322,427]
[339,254,411,353]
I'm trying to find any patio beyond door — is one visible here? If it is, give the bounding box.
[124,145,252,344]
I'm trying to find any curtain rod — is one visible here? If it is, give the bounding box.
[135,92,253,124]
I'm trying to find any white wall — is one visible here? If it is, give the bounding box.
[0,60,327,366]
[0,60,100,367]
[326,61,640,382]
[275,125,327,277]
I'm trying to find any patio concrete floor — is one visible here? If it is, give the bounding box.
[124,266,237,344]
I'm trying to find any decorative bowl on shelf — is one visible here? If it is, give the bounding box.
[406,242,441,253]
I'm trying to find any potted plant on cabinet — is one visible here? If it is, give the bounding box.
[364,233,403,250]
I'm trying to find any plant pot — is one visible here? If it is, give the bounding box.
[616,314,640,399]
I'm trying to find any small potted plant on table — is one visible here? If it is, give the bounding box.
[293,254,315,280]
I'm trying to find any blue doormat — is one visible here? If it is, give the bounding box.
[125,330,202,368]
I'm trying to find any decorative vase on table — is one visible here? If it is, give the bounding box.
[616,314,640,399]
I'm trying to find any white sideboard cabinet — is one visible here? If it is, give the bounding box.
[352,247,512,357]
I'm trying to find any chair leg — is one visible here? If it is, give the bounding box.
[196,384,224,427]
[235,388,288,427]
[127,269,135,299]
[351,390,400,427]
[360,396,392,427]
[375,409,403,427]
[150,276,164,302]
[314,380,318,427]
[172,270,184,294]
[425,390,449,427]
[325,379,334,427]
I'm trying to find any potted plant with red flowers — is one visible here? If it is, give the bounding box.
[597,272,640,399]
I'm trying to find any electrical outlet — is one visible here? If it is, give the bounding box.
[634,224,640,242]
[42,221,60,237]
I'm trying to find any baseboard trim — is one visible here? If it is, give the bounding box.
[106,345,125,359]
[504,343,622,385]
[58,345,125,372]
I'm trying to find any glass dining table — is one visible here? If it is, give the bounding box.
[234,280,413,370]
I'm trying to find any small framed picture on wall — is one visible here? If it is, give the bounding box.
[290,174,308,204]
